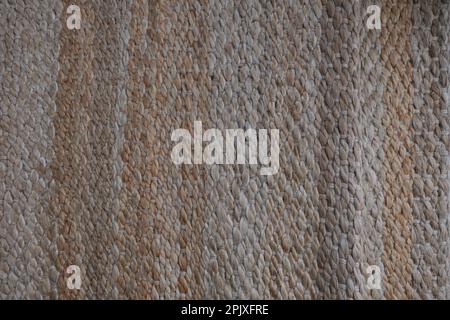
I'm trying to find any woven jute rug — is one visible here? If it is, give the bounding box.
[1,0,449,299]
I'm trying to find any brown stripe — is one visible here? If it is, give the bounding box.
[52,0,95,299]
[52,0,131,299]
[314,0,368,299]
[116,0,152,298]
[380,0,415,299]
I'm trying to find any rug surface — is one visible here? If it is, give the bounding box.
[1,0,450,299]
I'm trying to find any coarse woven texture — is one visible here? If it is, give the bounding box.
[1,0,450,299]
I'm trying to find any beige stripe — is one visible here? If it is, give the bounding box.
[0,0,63,299]
[410,0,450,299]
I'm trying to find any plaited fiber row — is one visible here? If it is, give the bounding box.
[1,0,449,299]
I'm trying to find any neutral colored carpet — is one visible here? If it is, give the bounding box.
[1,0,450,299]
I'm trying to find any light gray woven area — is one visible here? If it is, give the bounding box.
[1,0,449,299]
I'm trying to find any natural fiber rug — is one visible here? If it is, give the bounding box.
[1,0,449,299]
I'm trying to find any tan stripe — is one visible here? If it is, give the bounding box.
[380,0,415,299]
[80,1,132,299]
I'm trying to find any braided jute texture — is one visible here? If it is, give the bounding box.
[1,0,449,299]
